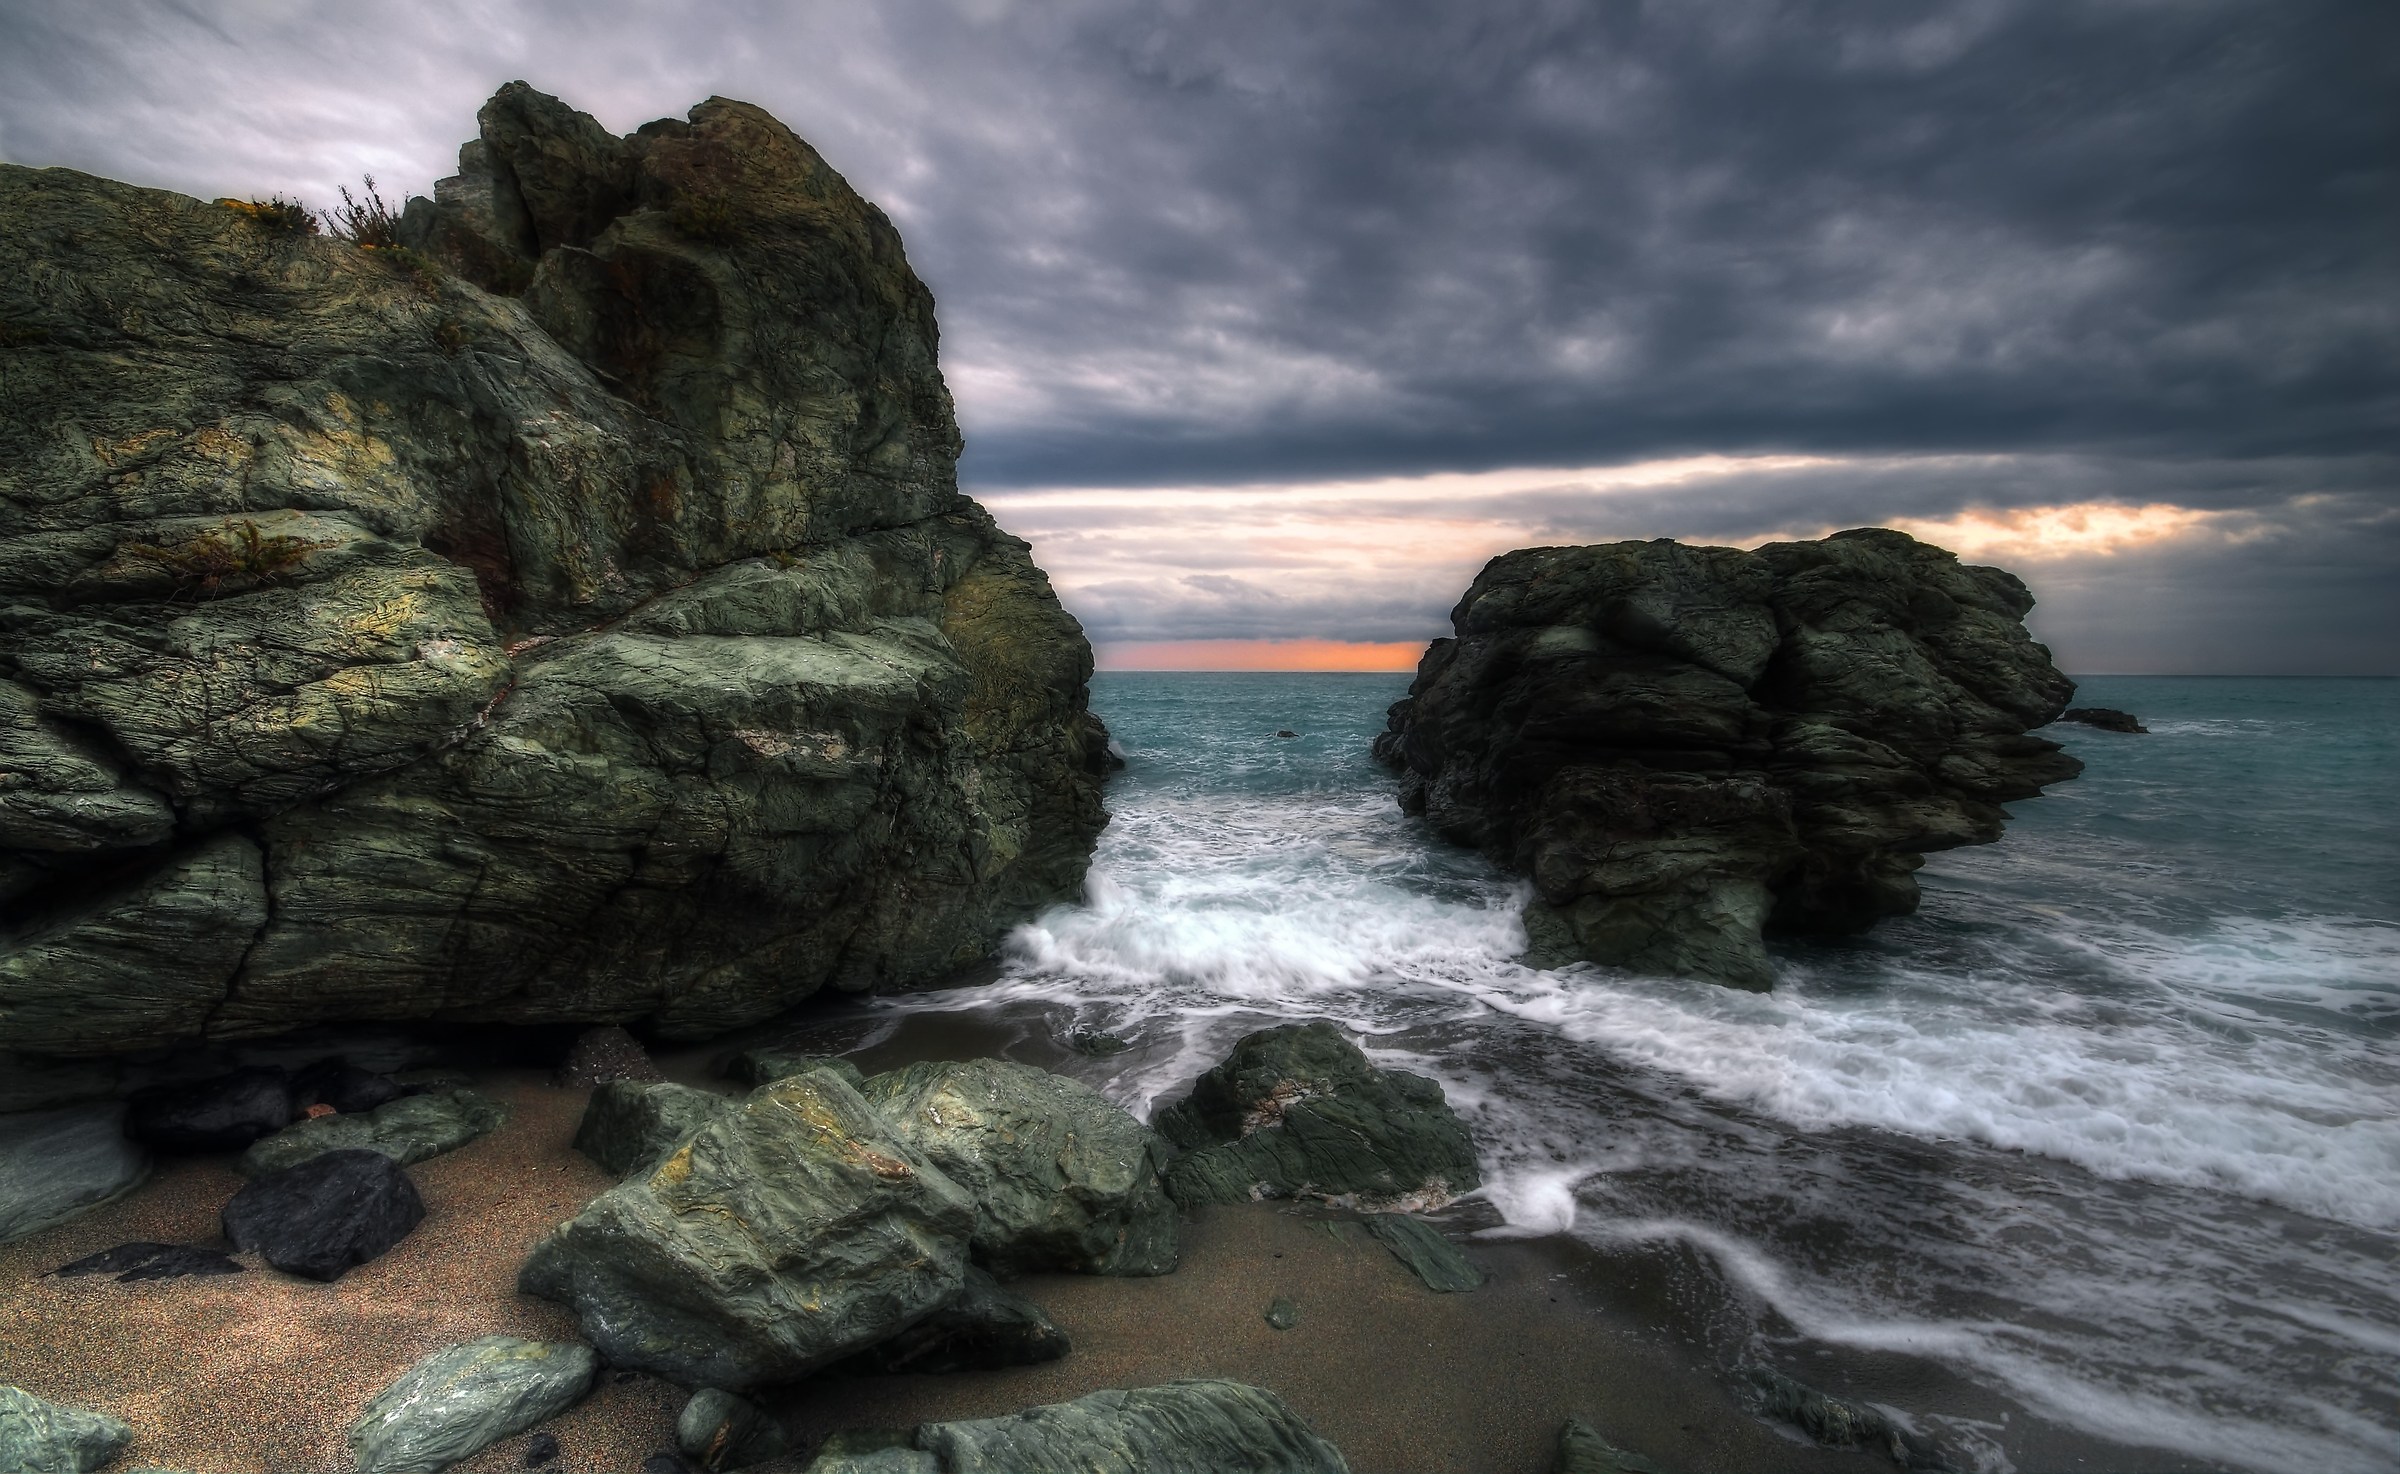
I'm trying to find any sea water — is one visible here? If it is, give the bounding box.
[881,673,2399,1472]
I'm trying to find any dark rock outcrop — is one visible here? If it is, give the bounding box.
[675,1388,788,1471]
[0,1386,132,1474]
[829,1266,1071,1376]
[221,1146,425,1280]
[239,1086,510,1176]
[123,1067,294,1153]
[2058,706,2147,734]
[0,1104,147,1243]
[518,1071,975,1388]
[572,1080,735,1178]
[858,1059,1178,1276]
[1375,531,2081,986]
[348,1336,597,1474]
[289,1058,409,1115]
[1156,1021,1481,1210]
[0,82,1111,1060]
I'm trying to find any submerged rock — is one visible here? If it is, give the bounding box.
[0,1386,132,1474]
[909,1380,1350,1474]
[1375,531,2081,987]
[2058,706,2148,734]
[0,1104,148,1243]
[572,1081,735,1178]
[123,1067,293,1154]
[239,1088,510,1176]
[831,1266,1070,1376]
[1745,1367,1954,1471]
[0,82,1110,1061]
[222,1147,425,1281]
[675,1388,788,1471]
[54,1241,242,1282]
[1362,1212,1484,1292]
[1553,1417,1670,1474]
[1156,1021,1481,1210]
[348,1336,597,1474]
[860,1059,1178,1276]
[519,1071,975,1388]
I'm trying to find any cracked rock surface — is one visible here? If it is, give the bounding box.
[0,82,1110,1059]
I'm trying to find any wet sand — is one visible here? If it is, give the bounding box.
[0,1050,2203,1473]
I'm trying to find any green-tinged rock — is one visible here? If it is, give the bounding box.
[911,1380,1351,1474]
[723,1049,864,1092]
[676,1387,788,1470]
[860,1059,1177,1276]
[1362,1213,1485,1292]
[572,1081,735,1178]
[1554,1417,1671,1474]
[0,81,1111,1060]
[347,1336,596,1474]
[1156,1022,1480,1211]
[238,1088,509,1176]
[1746,1367,1955,1471]
[1265,1295,1300,1330]
[0,1385,133,1473]
[803,1432,937,1474]
[0,1104,148,1243]
[831,1266,1070,1376]
[518,1072,975,1388]
[1375,531,2081,988]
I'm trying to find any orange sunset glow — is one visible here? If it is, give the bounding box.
[1097,639,1427,672]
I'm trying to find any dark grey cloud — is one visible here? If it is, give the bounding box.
[1,0,2392,670]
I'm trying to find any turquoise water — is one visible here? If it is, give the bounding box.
[889,673,2400,1471]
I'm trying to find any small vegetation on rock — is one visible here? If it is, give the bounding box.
[218,195,319,236]
[122,519,317,597]
[327,176,403,248]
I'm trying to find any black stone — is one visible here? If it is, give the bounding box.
[55,1240,244,1281]
[221,1147,424,1281]
[2058,707,2148,734]
[124,1066,293,1153]
[523,1431,562,1466]
[290,1057,408,1115]
[642,1453,695,1474]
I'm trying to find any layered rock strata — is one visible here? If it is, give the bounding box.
[0,82,1110,1058]
[1374,530,2081,987]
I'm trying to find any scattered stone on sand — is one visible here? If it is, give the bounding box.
[573,1081,736,1178]
[122,1066,292,1153]
[2058,706,2148,733]
[221,1146,425,1281]
[348,1335,598,1474]
[289,1057,410,1115]
[0,1384,133,1474]
[1746,1367,1955,1471]
[675,1387,789,1470]
[1553,1416,1671,1474]
[1375,530,2083,988]
[239,1088,511,1177]
[0,1103,148,1243]
[1155,1021,1481,1211]
[1265,1295,1300,1330]
[1363,1212,1486,1292]
[721,1049,865,1092]
[522,1431,561,1466]
[519,1071,975,1388]
[53,1241,242,1282]
[907,1380,1352,1474]
[860,1058,1178,1276]
[831,1266,1071,1376]
[556,1026,664,1088]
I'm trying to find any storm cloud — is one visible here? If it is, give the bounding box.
[2,0,2392,670]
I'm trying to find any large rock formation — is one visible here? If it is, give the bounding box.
[1375,530,2080,987]
[0,83,1111,1058]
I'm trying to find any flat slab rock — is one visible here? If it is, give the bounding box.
[804,1380,1352,1474]
[0,1103,148,1244]
[1361,1213,1484,1292]
[54,1241,242,1282]
[222,1147,424,1281]
[348,1336,597,1474]
[0,1385,133,1474]
[239,1087,510,1176]
[1156,1021,1481,1211]
[123,1067,293,1153]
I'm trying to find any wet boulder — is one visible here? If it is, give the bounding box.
[0,1104,148,1243]
[348,1336,597,1474]
[1553,1418,1669,1474]
[1156,1022,1480,1210]
[860,1059,1177,1276]
[123,1066,292,1153]
[518,1071,976,1388]
[222,1147,425,1281]
[0,1386,133,1474]
[572,1080,736,1178]
[675,1388,788,1471]
[239,1088,510,1176]
[905,1380,1350,1474]
[1362,1212,1484,1292]
[830,1266,1070,1376]
[1746,1367,1954,1471]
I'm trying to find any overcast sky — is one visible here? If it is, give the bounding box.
[3,0,2393,672]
